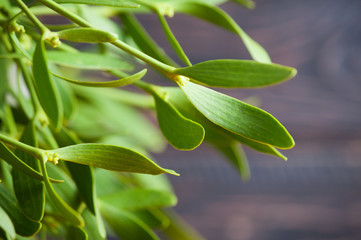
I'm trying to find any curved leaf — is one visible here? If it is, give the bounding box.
[153,91,204,150]
[0,142,63,183]
[47,51,133,70]
[49,144,179,175]
[53,73,77,120]
[82,209,106,240]
[178,81,294,149]
[175,59,297,88]
[12,122,45,222]
[164,87,287,159]
[53,69,147,87]
[54,0,139,7]
[173,2,271,62]
[0,185,41,237]
[39,159,84,227]
[213,143,250,180]
[58,28,118,43]
[120,13,176,66]
[66,226,87,240]
[101,189,177,211]
[0,206,16,240]
[53,127,97,215]
[32,39,63,130]
[101,202,159,240]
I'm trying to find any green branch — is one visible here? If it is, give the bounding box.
[35,0,176,74]
[0,133,43,159]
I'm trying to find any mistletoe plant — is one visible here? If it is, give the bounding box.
[0,0,296,239]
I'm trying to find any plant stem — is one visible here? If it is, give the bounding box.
[156,11,192,67]
[35,0,176,74]
[0,133,43,158]
[13,0,49,34]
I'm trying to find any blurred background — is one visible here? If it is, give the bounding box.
[138,0,361,239]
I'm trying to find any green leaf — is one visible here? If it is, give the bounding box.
[0,206,16,240]
[82,209,106,240]
[162,209,205,240]
[101,203,159,240]
[0,142,62,183]
[174,60,297,88]
[58,28,118,43]
[164,87,288,159]
[173,2,271,63]
[0,184,42,237]
[132,209,170,230]
[47,51,133,70]
[156,12,191,66]
[231,0,255,9]
[66,226,87,240]
[213,143,250,180]
[46,163,78,208]
[54,127,97,214]
[120,13,176,66]
[153,91,204,150]
[49,144,179,175]
[54,0,139,7]
[53,73,77,120]
[178,81,294,149]
[8,32,32,60]
[101,189,177,211]
[53,69,147,87]
[32,39,63,130]
[12,122,45,222]
[39,159,84,226]
[0,44,8,108]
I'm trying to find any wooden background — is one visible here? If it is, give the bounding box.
[138,0,361,239]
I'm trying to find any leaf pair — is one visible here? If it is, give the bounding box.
[135,0,270,62]
[178,80,294,149]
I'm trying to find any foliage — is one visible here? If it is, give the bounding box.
[0,0,296,239]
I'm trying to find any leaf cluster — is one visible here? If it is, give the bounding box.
[0,0,296,239]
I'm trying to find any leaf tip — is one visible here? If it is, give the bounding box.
[164,169,180,176]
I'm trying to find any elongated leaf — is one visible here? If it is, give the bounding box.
[120,13,176,66]
[175,60,296,88]
[164,87,287,159]
[32,39,63,130]
[101,203,159,240]
[12,122,45,221]
[47,51,133,70]
[178,81,294,149]
[232,0,255,9]
[0,184,41,237]
[173,2,271,62]
[156,12,191,66]
[0,142,62,183]
[213,143,250,180]
[162,209,205,240]
[132,209,170,230]
[82,209,106,240]
[66,226,87,240]
[53,73,77,120]
[101,189,177,210]
[53,69,147,87]
[39,159,84,226]
[58,28,118,43]
[49,144,179,175]
[153,91,204,150]
[8,32,32,60]
[0,44,8,108]
[54,126,96,215]
[54,0,139,7]
[0,206,16,240]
